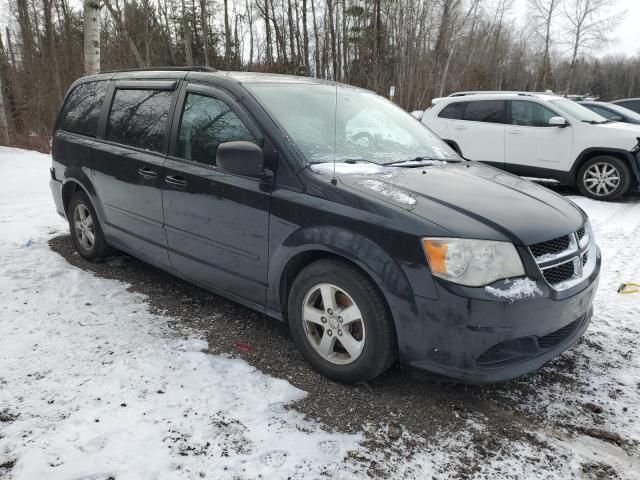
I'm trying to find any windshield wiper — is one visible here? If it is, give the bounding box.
[582,120,612,124]
[383,157,450,167]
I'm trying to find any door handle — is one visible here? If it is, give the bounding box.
[508,129,523,135]
[165,175,187,188]
[138,167,157,178]
[453,125,467,130]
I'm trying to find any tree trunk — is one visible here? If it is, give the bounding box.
[182,0,194,65]
[224,0,232,67]
[199,0,210,66]
[310,0,320,76]
[103,0,146,67]
[302,0,309,70]
[83,0,100,75]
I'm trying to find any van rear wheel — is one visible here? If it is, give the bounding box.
[68,191,112,261]
[577,156,631,200]
[287,259,397,384]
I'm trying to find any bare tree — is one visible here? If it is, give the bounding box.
[563,0,621,92]
[528,0,560,89]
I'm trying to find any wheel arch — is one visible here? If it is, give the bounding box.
[571,148,640,186]
[268,228,418,328]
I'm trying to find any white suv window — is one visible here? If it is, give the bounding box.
[510,100,557,127]
[462,100,506,124]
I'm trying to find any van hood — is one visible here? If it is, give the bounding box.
[337,162,585,245]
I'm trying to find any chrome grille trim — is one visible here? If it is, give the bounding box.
[528,224,595,291]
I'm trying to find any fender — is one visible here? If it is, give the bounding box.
[267,223,422,317]
[571,147,640,184]
[61,166,108,229]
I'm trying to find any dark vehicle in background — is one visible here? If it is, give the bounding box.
[611,98,640,114]
[579,101,640,125]
[50,68,600,384]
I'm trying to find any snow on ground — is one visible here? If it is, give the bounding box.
[1,147,640,479]
[0,148,367,479]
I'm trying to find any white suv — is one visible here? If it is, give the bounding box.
[421,92,640,200]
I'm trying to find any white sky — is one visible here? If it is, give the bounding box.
[513,0,640,58]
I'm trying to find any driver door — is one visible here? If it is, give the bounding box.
[504,100,573,176]
[162,84,273,307]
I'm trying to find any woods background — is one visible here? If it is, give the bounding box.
[0,0,638,149]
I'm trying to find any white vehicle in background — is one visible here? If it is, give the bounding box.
[421,92,640,200]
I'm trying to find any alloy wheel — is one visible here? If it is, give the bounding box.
[583,162,621,197]
[301,283,366,365]
[73,203,95,251]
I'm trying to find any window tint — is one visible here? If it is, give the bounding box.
[621,100,640,113]
[106,89,173,152]
[510,101,557,127]
[463,100,506,123]
[176,93,257,166]
[438,102,466,120]
[59,81,108,137]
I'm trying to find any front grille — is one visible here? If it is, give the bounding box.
[582,253,588,265]
[537,319,581,349]
[576,226,586,242]
[530,235,571,258]
[543,261,575,284]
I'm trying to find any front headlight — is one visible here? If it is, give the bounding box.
[422,238,525,287]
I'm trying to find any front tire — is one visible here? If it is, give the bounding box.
[68,191,112,261]
[577,156,631,200]
[287,259,397,384]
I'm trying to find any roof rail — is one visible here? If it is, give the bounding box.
[102,66,218,74]
[448,91,535,97]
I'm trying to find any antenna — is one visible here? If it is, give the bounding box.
[331,79,338,186]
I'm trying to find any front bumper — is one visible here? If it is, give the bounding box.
[401,250,600,383]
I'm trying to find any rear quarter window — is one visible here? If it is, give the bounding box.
[59,81,109,137]
[438,102,466,120]
[463,100,506,123]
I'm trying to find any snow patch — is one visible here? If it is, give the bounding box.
[485,278,543,302]
[359,179,417,205]
[310,162,387,175]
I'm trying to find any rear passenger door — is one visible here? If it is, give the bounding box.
[162,84,272,307]
[432,100,506,166]
[92,80,178,267]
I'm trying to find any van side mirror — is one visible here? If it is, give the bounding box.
[549,116,568,127]
[216,141,264,177]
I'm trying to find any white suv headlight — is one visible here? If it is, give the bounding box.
[422,238,525,287]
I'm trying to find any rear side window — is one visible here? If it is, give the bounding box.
[59,81,108,137]
[463,100,506,123]
[176,93,257,166]
[438,102,466,120]
[106,89,173,153]
[510,100,557,127]
[620,100,640,113]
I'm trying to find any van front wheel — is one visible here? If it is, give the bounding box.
[287,259,397,384]
[577,156,631,200]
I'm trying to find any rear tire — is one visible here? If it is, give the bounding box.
[577,156,631,200]
[68,191,112,261]
[287,259,397,384]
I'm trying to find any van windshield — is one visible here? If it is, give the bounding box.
[245,83,460,165]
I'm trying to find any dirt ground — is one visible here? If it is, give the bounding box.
[48,218,638,478]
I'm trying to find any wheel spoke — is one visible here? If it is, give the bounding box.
[338,330,363,359]
[318,332,336,357]
[320,285,337,312]
[339,305,361,325]
[303,305,325,325]
[85,229,95,245]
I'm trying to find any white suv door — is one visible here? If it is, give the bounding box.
[504,100,573,175]
[425,99,507,165]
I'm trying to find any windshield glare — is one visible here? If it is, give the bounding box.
[549,98,607,123]
[246,83,460,165]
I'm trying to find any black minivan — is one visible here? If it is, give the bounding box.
[50,67,600,384]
